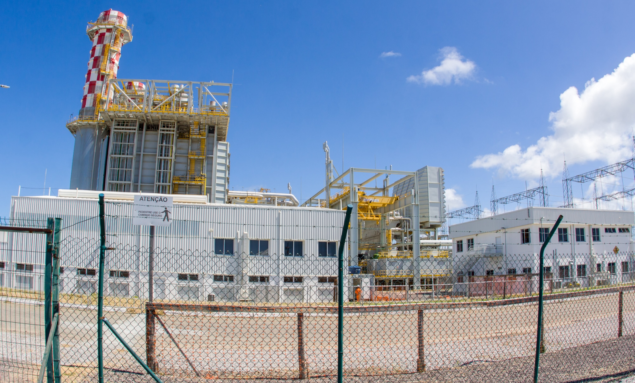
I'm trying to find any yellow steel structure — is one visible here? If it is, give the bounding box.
[372,250,450,259]
[173,122,207,195]
[331,188,399,221]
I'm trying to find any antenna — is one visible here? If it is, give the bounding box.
[474,190,481,219]
[490,185,497,215]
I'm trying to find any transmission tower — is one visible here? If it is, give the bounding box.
[490,185,497,215]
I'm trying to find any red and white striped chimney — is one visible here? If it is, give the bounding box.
[79,9,133,117]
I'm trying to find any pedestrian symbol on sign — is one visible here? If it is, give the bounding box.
[163,207,171,222]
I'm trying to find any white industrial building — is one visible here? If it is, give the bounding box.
[5,191,349,303]
[449,207,635,288]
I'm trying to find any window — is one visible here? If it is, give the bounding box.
[575,228,585,242]
[248,276,269,283]
[468,270,475,277]
[318,241,337,257]
[521,229,530,244]
[577,264,587,277]
[16,275,34,290]
[619,228,631,233]
[59,267,64,274]
[284,241,303,257]
[467,238,474,251]
[592,228,601,242]
[249,240,269,256]
[456,240,463,253]
[215,238,234,255]
[597,263,602,273]
[178,273,199,282]
[605,228,617,233]
[0,262,5,269]
[622,262,629,273]
[608,262,616,275]
[507,268,517,275]
[109,270,130,278]
[558,228,568,242]
[318,276,337,284]
[77,268,96,276]
[212,274,233,282]
[486,270,494,276]
[539,228,549,243]
[543,266,552,275]
[559,265,570,279]
[16,263,34,272]
[283,276,303,284]
[522,267,532,274]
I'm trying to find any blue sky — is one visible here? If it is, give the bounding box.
[3,1,635,218]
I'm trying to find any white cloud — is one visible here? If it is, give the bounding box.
[380,51,402,58]
[407,47,476,85]
[471,53,635,180]
[445,188,465,211]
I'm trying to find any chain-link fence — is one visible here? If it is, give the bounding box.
[2,202,635,382]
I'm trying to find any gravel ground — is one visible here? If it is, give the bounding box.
[2,334,634,382]
[71,334,634,383]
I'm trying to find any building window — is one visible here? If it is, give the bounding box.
[456,240,463,253]
[318,241,337,257]
[596,263,602,273]
[109,270,130,278]
[608,262,616,275]
[215,238,234,255]
[619,228,631,233]
[248,276,269,283]
[284,241,303,257]
[558,228,568,242]
[468,270,475,277]
[467,238,474,251]
[592,228,601,242]
[559,265,570,279]
[575,228,585,242]
[543,266,552,276]
[283,276,303,284]
[539,228,549,243]
[577,264,587,277]
[16,263,34,272]
[521,229,530,244]
[249,240,269,256]
[212,274,233,283]
[486,270,494,276]
[507,268,517,275]
[622,262,629,273]
[605,228,617,233]
[522,267,532,274]
[318,276,337,284]
[0,262,5,269]
[178,273,199,282]
[77,268,96,276]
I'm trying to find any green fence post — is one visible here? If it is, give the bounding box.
[52,218,62,383]
[44,218,54,383]
[337,205,353,383]
[533,215,563,383]
[98,194,106,383]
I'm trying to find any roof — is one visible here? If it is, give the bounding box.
[449,207,634,239]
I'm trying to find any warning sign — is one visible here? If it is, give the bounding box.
[133,195,173,226]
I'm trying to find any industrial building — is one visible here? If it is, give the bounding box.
[449,207,635,289]
[2,9,451,303]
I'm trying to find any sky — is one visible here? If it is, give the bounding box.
[2,1,635,218]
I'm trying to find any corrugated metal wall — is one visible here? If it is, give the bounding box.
[8,196,346,278]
